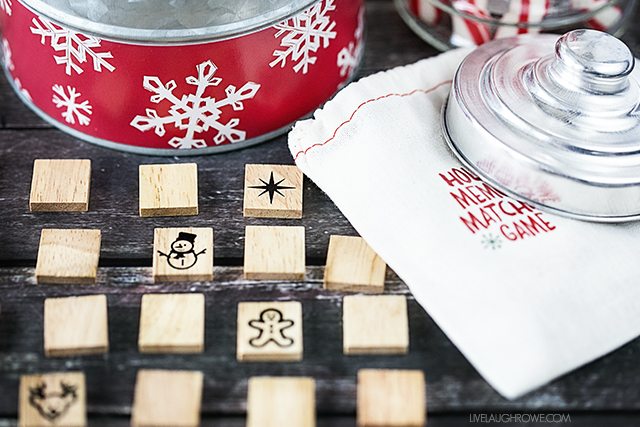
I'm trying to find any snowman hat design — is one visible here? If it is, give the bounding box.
[176,232,197,243]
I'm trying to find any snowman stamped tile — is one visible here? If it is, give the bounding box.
[152,228,214,282]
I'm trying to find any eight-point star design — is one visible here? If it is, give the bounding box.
[249,171,295,204]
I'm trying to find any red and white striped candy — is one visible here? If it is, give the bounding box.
[494,0,550,39]
[450,0,492,46]
[410,0,444,25]
[572,0,623,31]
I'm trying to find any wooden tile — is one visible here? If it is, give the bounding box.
[244,226,305,280]
[29,159,91,212]
[139,163,198,217]
[35,229,101,285]
[247,377,315,427]
[19,372,86,427]
[44,295,109,357]
[324,236,386,293]
[343,295,409,355]
[243,164,303,219]
[131,369,203,427]
[138,293,205,354]
[152,227,214,282]
[237,301,303,362]
[357,369,426,427]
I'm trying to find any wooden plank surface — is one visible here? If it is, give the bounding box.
[0,267,640,416]
[2,0,640,424]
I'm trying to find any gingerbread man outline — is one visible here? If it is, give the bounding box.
[248,308,295,348]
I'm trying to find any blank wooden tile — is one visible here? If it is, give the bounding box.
[19,372,86,427]
[357,369,426,427]
[247,377,315,427]
[152,227,213,282]
[44,295,109,357]
[29,159,91,212]
[244,226,305,280]
[138,293,205,354]
[35,229,101,285]
[131,369,203,427]
[139,163,198,217]
[243,164,303,219]
[343,295,409,355]
[324,236,386,293]
[237,301,303,362]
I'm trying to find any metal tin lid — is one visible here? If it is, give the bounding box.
[444,29,640,222]
[22,0,316,43]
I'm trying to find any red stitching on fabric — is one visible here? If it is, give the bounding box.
[293,79,453,160]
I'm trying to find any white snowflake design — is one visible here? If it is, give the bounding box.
[2,38,13,71]
[337,6,364,77]
[30,17,115,76]
[270,0,337,74]
[0,0,12,16]
[15,79,32,101]
[52,84,92,126]
[130,60,261,149]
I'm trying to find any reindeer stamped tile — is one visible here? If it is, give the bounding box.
[243,164,303,218]
[19,372,86,427]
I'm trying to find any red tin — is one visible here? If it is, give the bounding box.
[0,0,364,154]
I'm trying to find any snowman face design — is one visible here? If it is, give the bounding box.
[171,239,194,253]
[157,232,206,271]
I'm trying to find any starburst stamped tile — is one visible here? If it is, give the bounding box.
[19,372,86,427]
[237,301,303,362]
[243,164,303,219]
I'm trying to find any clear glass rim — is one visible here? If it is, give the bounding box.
[425,0,619,29]
[19,0,317,43]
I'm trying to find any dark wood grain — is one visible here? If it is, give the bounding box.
[2,413,640,427]
[0,129,358,263]
[2,0,640,424]
[0,267,640,417]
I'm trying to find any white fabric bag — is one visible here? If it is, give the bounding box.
[289,48,640,399]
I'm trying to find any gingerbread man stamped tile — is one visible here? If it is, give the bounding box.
[237,301,303,362]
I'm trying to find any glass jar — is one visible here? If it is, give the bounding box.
[396,0,638,51]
